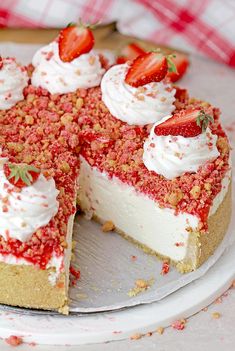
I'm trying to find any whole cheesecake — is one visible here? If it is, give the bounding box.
[0,24,231,313]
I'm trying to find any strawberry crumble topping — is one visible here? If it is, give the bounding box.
[171,319,186,330]
[0,74,230,268]
[161,261,170,275]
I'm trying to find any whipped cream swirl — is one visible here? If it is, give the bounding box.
[32,41,105,94]
[0,58,28,110]
[0,167,59,242]
[143,119,219,179]
[101,63,176,125]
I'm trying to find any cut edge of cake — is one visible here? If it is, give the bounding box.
[78,156,232,273]
[0,212,75,314]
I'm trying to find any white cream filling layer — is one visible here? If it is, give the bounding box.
[78,157,231,262]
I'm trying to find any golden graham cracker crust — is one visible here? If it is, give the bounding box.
[177,181,232,273]
[0,264,68,313]
[93,181,232,274]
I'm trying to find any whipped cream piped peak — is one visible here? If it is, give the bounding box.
[101,63,176,125]
[31,41,105,94]
[0,161,59,242]
[58,22,95,62]
[143,111,219,180]
[0,57,28,110]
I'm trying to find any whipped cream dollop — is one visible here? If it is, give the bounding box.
[143,119,220,179]
[101,63,176,125]
[0,57,28,110]
[0,167,59,242]
[32,41,105,94]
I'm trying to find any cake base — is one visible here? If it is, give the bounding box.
[0,264,68,313]
[177,181,232,272]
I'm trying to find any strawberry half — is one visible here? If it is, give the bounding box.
[122,42,146,61]
[58,23,94,62]
[154,109,214,138]
[166,52,189,82]
[98,53,109,70]
[4,163,40,188]
[116,56,128,64]
[0,56,3,70]
[125,52,168,87]
[116,43,146,65]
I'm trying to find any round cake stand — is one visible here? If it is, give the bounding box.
[0,243,235,346]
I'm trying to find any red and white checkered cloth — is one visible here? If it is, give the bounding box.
[1,0,235,67]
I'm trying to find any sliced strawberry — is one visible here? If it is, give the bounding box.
[174,87,188,102]
[166,52,189,82]
[154,109,214,138]
[125,52,168,87]
[122,42,146,61]
[116,43,146,65]
[4,163,40,188]
[0,56,3,70]
[58,24,94,62]
[116,56,127,64]
[98,53,109,70]
[70,266,81,279]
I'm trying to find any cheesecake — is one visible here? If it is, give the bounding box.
[0,23,231,313]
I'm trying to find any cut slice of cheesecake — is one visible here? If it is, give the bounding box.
[0,84,80,313]
[78,156,231,273]
[0,214,74,313]
[77,86,232,273]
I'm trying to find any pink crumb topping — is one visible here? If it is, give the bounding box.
[5,335,23,347]
[0,78,230,266]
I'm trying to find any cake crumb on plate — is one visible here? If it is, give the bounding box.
[5,335,23,347]
[102,221,115,232]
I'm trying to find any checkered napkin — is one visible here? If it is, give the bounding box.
[0,0,235,67]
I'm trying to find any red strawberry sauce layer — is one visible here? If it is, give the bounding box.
[0,85,81,269]
[78,86,230,228]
